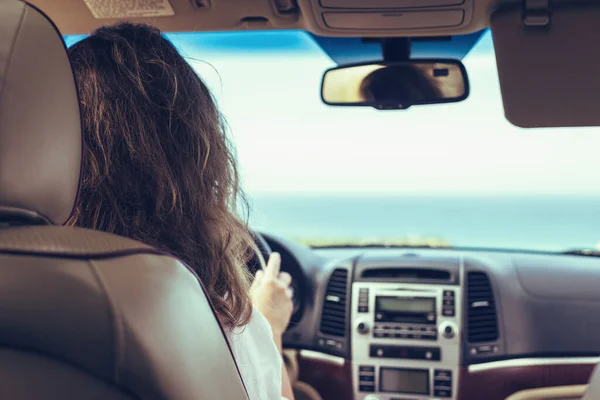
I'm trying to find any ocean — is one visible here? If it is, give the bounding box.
[246,195,600,252]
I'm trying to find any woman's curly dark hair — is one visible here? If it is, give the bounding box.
[67,22,255,328]
[360,65,442,103]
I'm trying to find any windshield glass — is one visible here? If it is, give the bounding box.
[65,30,600,252]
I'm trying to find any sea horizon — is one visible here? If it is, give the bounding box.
[245,193,600,252]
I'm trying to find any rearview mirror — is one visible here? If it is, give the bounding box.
[321,60,469,110]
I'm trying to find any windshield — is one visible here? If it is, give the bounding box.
[65,30,600,252]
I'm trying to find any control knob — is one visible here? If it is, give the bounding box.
[439,321,458,339]
[357,322,370,335]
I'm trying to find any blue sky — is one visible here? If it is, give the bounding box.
[65,30,600,196]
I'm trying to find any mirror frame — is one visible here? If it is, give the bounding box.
[320,58,470,110]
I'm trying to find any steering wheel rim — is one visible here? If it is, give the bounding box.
[248,231,300,322]
[247,231,272,275]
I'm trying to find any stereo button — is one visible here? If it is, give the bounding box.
[442,308,455,317]
[357,322,370,334]
[444,326,454,338]
[435,382,452,389]
[369,345,441,361]
[434,369,452,379]
[358,288,369,313]
[359,384,375,392]
[435,389,452,398]
[440,321,458,339]
[443,290,455,298]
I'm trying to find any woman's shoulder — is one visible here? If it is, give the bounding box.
[226,308,283,400]
[228,307,272,337]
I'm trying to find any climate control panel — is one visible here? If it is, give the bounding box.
[356,366,455,399]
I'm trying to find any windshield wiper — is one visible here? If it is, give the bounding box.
[561,249,600,257]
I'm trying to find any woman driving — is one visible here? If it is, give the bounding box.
[67,22,294,400]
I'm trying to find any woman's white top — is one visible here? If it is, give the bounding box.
[225,307,288,400]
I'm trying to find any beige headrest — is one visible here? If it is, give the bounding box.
[0,0,81,225]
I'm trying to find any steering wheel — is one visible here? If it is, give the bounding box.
[248,231,301,321]
[247,231,272,275]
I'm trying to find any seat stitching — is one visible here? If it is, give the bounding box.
[87,259,126,385]
[0,2,26,101]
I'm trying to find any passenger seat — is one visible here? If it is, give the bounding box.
[0,1,248,399]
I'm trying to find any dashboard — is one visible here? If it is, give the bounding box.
[262,233,600,400]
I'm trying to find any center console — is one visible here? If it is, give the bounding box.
[351,261,462,400]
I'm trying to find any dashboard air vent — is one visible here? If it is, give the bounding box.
[319,268,348,337]
[362,267,451,281]
[467,271,499,343]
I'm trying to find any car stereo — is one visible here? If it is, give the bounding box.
[352,283,461,400]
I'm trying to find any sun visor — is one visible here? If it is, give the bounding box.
[491,1,600,128]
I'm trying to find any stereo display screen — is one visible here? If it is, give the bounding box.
[379,367,429,394]
[375,297,435,314]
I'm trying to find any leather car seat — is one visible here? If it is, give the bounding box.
[0,1,248,399]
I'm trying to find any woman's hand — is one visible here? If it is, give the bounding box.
[249,252,294,338]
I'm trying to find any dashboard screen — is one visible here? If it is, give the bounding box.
[376,296,435,314]
[379,367,429,394]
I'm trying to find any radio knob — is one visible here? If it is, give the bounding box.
[357,322,370,334]
[440,321,458,339]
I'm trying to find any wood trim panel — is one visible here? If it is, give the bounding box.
[294,352,596,400]
[505,385,587,400]
[297,352,353,400]
[459,363,595,400]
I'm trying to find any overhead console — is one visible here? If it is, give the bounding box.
[297,0,477,37]
[351,255,462,400]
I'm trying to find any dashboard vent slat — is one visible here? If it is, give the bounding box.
[320,268,348,337]
[361,267,451,281]
[467,271,499,343]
